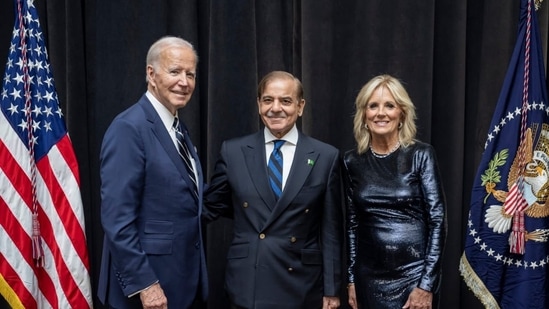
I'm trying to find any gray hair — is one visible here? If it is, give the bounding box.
[145,36,198,82]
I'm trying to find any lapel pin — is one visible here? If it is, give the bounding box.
[307,159,314,166]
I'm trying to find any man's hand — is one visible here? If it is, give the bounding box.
[323,296,340,309]
[140,282,168,309]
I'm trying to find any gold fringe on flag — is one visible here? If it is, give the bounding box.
[459,253,501,309]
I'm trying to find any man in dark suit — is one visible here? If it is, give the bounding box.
[204,71,342,309]
[97,36,207,309]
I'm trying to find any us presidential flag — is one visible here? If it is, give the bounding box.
[0,0,92,308]
[460,0,549,308]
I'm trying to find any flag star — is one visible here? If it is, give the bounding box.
[43,106,53,117]
[17,119,28,131]
[43,121,52,132]
[530,261,538,269]
[32,104,42,116]
[7,103,19,115]
[32,120,40,132]
[495,254,503,261]
[539,101,546,110]
[44,76,53,88]
[499,118,506,126]
[514,260,523,267]
[469,229,477,236]
[56,108,64,117]
[480,243,487,250]
[514,107,521,115]
[474,236,481,244]
[25,11,34,24]
[487,133,494,142]
[12,28,19,38]
[34,46,42,56]
[44,90,54,102]
[13,72,25,85]
[532,101,539,109]
[33,90,42,101]
[493,125,501,134]
[31,135,38,146]
[526,102,533,110]
[506,112,514,121]
[506,258,514,266]
[540,259,546,267]
[1,89,8,100]
[468,220,473,228]
[16,57,25,70]
[10,88,22,100]
[486,248,495,256]
[6,58,13,69]
[3,72,10,84]
[34,60,43,71]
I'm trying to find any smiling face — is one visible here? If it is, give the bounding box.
[147,45,197,114]
[364,86,403,141]
[258,77,305,138]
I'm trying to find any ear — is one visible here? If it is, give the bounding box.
[298,99,306,116]
[257,98,262,114]
[146,65,155,86]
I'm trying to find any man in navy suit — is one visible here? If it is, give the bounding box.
[204,71,342,309]
[97,36,207,309]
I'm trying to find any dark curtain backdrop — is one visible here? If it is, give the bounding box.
[1,1,548,308]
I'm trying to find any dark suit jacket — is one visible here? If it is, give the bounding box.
[97,94,208,308]
[204,130,342,309]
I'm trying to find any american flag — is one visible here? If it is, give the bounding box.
[0,0,92,308]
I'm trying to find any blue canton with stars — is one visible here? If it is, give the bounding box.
[1,0,66,161]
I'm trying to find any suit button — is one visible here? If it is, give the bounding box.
[259,233,266,239]
[195,241,200,249]
[290,236,297,243]
[288,267,293,272]
[304,209,310,213]
[243,202,249,208]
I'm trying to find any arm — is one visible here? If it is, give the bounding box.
[342,155,358,309]
[100,118,158,296]
[321,150,343,298]
[417,145,447,292]
[203,141,234,222]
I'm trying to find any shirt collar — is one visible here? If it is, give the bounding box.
[264,124,298,146]
[146,91,176,132]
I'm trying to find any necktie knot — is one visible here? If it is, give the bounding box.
[273,139,285,151]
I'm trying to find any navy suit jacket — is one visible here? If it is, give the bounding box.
[204,130,342,309]
[97,94,208,308]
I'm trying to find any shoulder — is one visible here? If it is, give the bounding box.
[405,140,436,156]
[299,133,338,154]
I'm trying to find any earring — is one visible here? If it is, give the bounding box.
[398,122,403,129]
[364,124,369,131]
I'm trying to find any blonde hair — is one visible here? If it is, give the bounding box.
[353,74,417,154]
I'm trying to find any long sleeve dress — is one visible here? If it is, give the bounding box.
[342,141,446,309]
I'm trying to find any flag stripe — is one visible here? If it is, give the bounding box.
[0,252,36,309]
[0,121,91,308]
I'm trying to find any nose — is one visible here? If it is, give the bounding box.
[179,74,189,86]
[271,99,283,112]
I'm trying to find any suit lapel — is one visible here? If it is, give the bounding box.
[243,132,277,210]
[139,98,198,201]
[265,133,318,227]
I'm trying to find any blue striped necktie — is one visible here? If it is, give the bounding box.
[268,140,285,200]
[173,117,198,199]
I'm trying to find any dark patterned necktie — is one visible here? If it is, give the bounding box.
[268,140,285,200]
[173,117,198,199]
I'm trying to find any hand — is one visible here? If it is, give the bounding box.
[140,282,168,309]
[323,296,340,309]
[402,287,432,309]
[347,284,358,309]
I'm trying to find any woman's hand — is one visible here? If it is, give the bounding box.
[402,287,432,309]
[347,283,358,309]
